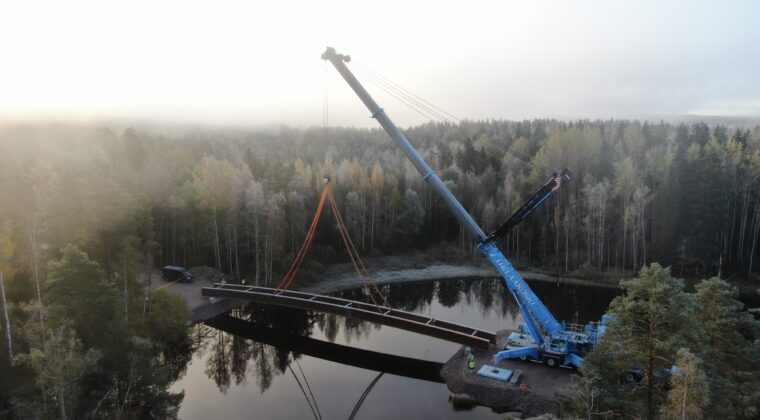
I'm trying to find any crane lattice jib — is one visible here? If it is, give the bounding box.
[322,47,563,337]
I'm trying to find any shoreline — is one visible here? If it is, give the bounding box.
[298,261,622,295]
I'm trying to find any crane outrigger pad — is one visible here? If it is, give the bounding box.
[202,284,496,349]
[477,365,513,381]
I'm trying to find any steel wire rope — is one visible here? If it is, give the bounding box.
[353,66,452,124]
[323,60,329,141]
[354,61,461,122]
[352,61,542,175]
[287,362,321,420]
[348,372,384,420]
[352,66,448,123]
[353,63,456,122]
[295,358,323,420]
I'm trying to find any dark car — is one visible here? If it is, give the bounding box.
[162,266,193,283]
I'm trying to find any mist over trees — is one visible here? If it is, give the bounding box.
[2,119,758,288]
[1,118,759,418]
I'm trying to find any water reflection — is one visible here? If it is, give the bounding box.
[176,278,618,419]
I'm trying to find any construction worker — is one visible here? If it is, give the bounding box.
[467,358,476,370]
[519,382,529,397]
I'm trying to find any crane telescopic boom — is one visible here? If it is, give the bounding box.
[322,47,605,368]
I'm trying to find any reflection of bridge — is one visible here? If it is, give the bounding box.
[205,314,445,383]
[202,284,497,349]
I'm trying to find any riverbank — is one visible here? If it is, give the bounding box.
[296,247,623,295]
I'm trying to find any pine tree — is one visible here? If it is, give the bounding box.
[694,278,760,418]
[580,264,697,418]
[659,348,709,420]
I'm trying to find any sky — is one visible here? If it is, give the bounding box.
[1,0,759,128]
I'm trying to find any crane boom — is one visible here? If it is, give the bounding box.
[323,47,604,368]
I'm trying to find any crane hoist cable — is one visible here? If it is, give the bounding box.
[295,358,322,420]
[348,372,384,420]
[287,361,322,420]
[354,62,460,124]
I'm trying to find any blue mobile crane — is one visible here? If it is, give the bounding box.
[323,47,607,368]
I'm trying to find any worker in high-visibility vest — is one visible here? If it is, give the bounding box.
[467,352,475,370]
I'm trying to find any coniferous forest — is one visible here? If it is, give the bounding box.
[2,119,759,285]
[2,119,760,418]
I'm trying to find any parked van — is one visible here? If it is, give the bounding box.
[162,266,193,283]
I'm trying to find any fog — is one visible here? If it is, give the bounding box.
[1,0,759,127]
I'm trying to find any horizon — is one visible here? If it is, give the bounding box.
[2,0,759,128]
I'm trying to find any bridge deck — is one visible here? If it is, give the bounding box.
[201,284,496,349]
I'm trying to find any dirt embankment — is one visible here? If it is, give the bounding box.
[441,331,573,417]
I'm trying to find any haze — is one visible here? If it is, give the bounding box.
[2,0,759,127]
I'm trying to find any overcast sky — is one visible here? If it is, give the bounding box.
[2,0,758,127]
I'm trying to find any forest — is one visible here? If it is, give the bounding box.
[1,118,760,418]
[2,119,759,286]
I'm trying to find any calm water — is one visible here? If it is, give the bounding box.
[171,278,618,419]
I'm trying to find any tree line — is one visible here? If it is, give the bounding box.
[2,119,758,287]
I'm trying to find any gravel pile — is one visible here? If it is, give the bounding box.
[188,266,224,283]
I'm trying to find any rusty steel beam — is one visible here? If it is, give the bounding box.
[202,284,496,349]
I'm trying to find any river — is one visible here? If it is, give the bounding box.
[170,277,619,419]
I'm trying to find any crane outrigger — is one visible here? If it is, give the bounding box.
[322,47,608,369]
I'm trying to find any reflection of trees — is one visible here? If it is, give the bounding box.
[203,304,320,395]
[436,279,463,307]
[205,330,232,393]
[530,280,619,324]
[251,342,274,392]
[342,316,376,344]
[230,335,252,386]
[318,313,340,343]
[199,278,618,397]
[385,282,435,312]
[241,303,319,336]
[474,278,519,320]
